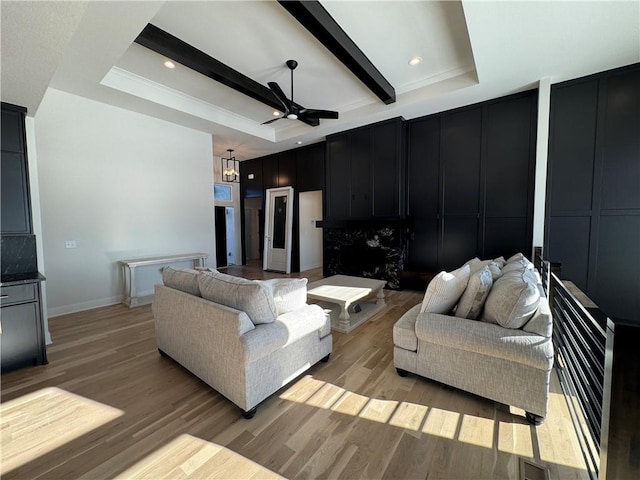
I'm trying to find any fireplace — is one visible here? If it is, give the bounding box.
[324,224,406,289]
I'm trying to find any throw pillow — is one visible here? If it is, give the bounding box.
[488,262,502,280]
[482,271,540,329]
[257,278,308,315]
[198,271,277,324]
[420,264,470,314]
[455,266,493,319]
[493,256,506,268]
[162,267,201,296]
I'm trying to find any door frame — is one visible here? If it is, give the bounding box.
[263,186,294,273]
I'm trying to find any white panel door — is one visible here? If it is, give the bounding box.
[263,187,294,273]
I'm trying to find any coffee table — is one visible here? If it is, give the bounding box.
[307,275,386,333]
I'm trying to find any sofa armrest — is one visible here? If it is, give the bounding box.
[415,312,553,371]
[522,296,552,338]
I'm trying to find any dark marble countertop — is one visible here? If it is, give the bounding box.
[1,271,46,286]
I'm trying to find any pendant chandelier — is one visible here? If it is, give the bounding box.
[222,149,239,183]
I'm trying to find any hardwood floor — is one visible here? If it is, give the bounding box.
[1,266,589,479]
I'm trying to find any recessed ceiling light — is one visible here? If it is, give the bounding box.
[273,110,281,116]
[296,141,303,145]
[408,56,422,66]
[164,60,175,69]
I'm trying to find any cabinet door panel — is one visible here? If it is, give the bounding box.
[485,95,535,217]
[1,109,24,153]
[483,217,529,261]
[441,108,482,215]
[0,303,39,372]
[547,216,591,291]
[372,121,400,217]
[408,117,440,218]
[441,217,478,270]
[1,151,31,234]
[349,128,371,217]
[600,69,640,210]
[594,215,640,321]
[549,80,599,212]
[408,219,439,271]
[326,134,350,220]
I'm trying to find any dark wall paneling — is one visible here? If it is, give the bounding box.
[548,80,599,212]
[240,158,264,199]
[262,155,279,190]
[1,108,25,153]
[407,90,537,273]
[594,215,640,321]
[547,216,591,292]
[483,217,528,261]
[546,63,640,323]
[441,108,482,216]
[349,128,372,218]
[277,150,296,188]
[296,142,325,192]
[325,133,350,220]
[372,120,403,217]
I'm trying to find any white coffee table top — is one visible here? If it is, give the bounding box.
[307,275,386,304]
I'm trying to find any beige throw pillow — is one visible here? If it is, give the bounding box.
[482,271,540,329]
[162,267,201,296]
[455,266,493,319]
[420,265,470,314]
[198,271,277,324]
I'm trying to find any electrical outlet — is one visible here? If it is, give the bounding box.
[65,240,76,249]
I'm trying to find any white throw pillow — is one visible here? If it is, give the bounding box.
[420,265,470,314]
[455,266,493,319]
[257,278,308,315]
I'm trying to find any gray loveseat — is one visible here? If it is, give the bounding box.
[152,268,332,418]
[393,254,553,425]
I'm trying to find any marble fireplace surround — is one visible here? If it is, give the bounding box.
[323,223,406,289]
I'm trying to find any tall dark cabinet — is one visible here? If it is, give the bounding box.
[545,63,640,323]
[407,90,537,272]
[325,117,406,222]
[1,102,47,373]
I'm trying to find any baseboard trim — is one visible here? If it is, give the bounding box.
[48,295,124,318]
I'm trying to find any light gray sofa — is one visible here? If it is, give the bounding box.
[393,254,554,425]
[152,268,332,418]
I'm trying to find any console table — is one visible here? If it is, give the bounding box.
[119,253,208,307]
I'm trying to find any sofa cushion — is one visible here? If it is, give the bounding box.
[257,278,308,315]
[198,271,277,325]
[482,271,540,329]
[455,266,493,320]
[162,267,201,296]
[393,303,421,351]
[420,265,470,314]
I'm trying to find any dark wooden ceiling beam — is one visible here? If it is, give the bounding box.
[277,0,396,105]
[134,24,320,127]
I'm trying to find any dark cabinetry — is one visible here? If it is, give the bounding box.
[408,90,537,271]
[1,104,32,234]
[0,282,47,372]
[546,63,640,322]
[325,117,406,222]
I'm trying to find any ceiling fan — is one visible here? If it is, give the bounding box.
[262,59,339,127]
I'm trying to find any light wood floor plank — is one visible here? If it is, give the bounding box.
[1,264,589,479]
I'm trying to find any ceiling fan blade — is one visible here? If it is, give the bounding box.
[261,117,282,125]
[302,109,339,119]
[267,82,292,111]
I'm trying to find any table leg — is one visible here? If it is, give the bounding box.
[376,287,386,306]
[129,266,139,307]
[338,303,351,332]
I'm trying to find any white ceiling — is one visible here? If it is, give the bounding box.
[2,1,639,161]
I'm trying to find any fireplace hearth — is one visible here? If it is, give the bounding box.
[324,225,406,289]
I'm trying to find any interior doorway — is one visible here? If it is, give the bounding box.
[263,186,294,273]
[299,190,323,271]
[244,197,262,261]
[214,206,236,267]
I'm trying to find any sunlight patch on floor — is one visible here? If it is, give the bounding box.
[0,387,123,476]
[115,434,285,479]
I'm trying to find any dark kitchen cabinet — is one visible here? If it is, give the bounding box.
[1,103,32,235]
[325,117,406,222]
[0,281,47,372]
[407,90,537,272]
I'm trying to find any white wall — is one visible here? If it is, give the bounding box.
[34,88,215,316]
[533,78,552,253]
